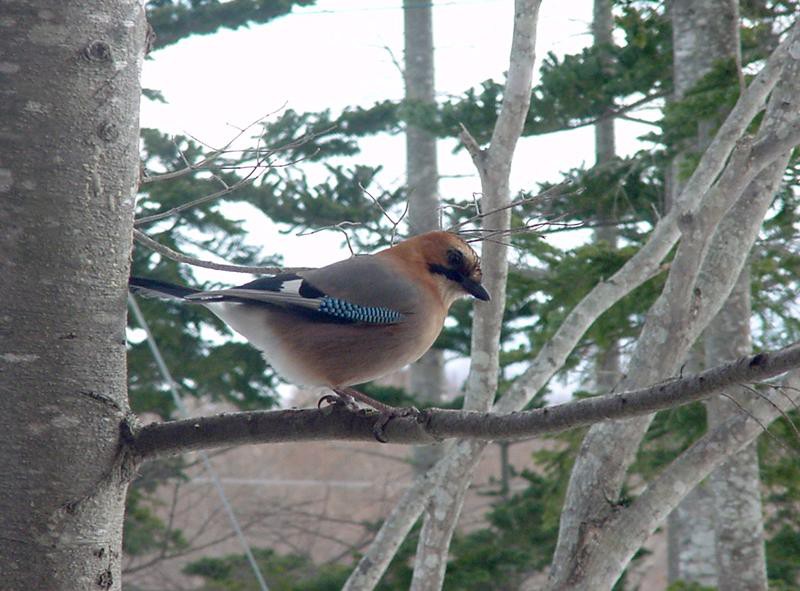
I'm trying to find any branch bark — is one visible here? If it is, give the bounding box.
[132,341,800,459]
[667,4,742,581]
[568,367,800,589]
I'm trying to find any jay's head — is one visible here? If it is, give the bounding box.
[386,231,490,305]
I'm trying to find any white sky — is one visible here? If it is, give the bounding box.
[140,0,654,271]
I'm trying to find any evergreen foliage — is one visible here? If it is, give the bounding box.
[146,0,318,50]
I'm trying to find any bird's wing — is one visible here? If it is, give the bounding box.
[187,261,411,325]
[300,254,420,312]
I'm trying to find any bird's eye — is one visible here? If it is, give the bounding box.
[447,249,465,268]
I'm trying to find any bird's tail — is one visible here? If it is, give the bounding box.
[129,276,200,301]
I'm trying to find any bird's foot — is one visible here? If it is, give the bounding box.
[317,392,360,412]
[371,406,421,443]
[331,387,421,442]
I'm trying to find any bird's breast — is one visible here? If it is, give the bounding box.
[208,300,445,388]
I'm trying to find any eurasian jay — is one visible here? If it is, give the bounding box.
[130,231,489,434]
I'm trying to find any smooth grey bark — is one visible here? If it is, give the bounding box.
[667,484,717,585]
[402,0,446,478]
[409,2,541,588]
[593,0,616,165]
[0,2,145,590]
[547,22,800,590]
[705,268,768,590]
[592,0,621,394]
[666,0,741,584]
[667,0,742,211]
[410,350,446,474]
[404,0,439,237]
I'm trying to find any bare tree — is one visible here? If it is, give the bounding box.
[406,0,543,585]
[548,19,800,591]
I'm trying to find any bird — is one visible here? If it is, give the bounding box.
[130,231,490,438]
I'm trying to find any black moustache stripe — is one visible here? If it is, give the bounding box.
[428,263,464,284]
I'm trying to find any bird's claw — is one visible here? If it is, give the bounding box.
[317,393,359,412]
[372,406,421,443]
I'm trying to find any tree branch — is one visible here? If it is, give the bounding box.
[408,2,544,588]
[548,22,800,588]
[131,341,800,460]
[132,229,311,275]
[571,368,800,589]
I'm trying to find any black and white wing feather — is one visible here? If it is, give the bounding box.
[185,272,405,325]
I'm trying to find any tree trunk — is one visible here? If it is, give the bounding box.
[667,0,741,210]
[402,0,446,477]
[705,267,768,590]
[667,484,717,585]
[592,0,621,394]
[0,2,144,589]
[666,1,741,584]
[404,0,439,238]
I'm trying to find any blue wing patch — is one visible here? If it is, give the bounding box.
[317,296,405,324]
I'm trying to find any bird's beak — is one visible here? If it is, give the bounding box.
[462,277,491,301]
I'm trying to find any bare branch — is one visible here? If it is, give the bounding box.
[570,369,800,589]
[448,181,574,232]
[296,222,361,256]
[132,339,800,457]
[132,229,311,275]
[135,126,329,227]
[135,175,259,227]
[358,182,408,246]
[140,109,283,184]
[458,123,484,166]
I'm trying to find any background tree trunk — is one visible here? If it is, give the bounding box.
[592,0,621,394]
[0,2,145,589]
[706,267,768,590]
[666,1,744,585]
[403,0,447,477]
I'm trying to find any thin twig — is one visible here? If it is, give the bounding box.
[459,123,484,166]
[133,229,310,275]
[297,222,361,256]
[358,182,408,246]
[382,44,405,81]
[715,389,790,452]
[753,383,800,442]
[142,109,284,184]
[136,127,331,227]
[448,182,574,231]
